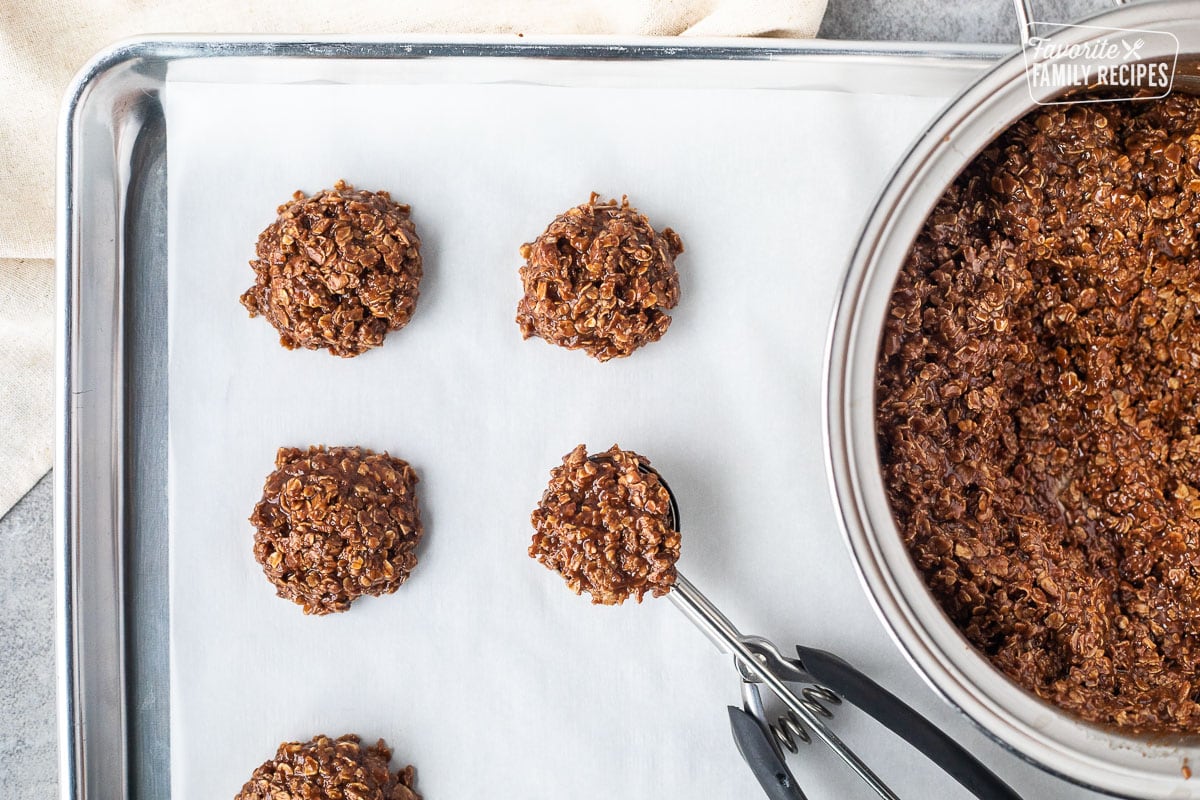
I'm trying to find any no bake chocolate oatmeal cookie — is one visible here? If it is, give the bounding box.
[516,194,682,361]
[250,446,423,615]
[529,444,680,604]
[236,734,419,800]
[240,180,422,357]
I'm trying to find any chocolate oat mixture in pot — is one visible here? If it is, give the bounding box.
[876,95,1200,733]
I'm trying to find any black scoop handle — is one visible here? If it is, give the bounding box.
[728,705,808,800]
[794,645,1023,800]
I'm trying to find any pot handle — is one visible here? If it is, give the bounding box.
[794,645,1023,800]
[1011,0,1128,45]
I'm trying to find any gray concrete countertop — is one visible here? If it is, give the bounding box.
[1,472,55,797]
[0,1,1122,797]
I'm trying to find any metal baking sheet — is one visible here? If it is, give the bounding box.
[54,36,1102,800]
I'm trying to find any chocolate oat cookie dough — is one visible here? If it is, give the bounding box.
[516,194,683,361]
[877,95,1200,733]
[250,445,423,615]
[240,180,422,357]
[236,734,419,800]
[529,444,680,604]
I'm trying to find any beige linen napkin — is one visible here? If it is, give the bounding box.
[0,0,826,517]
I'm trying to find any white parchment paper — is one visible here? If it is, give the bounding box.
[166,61,1090,800]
